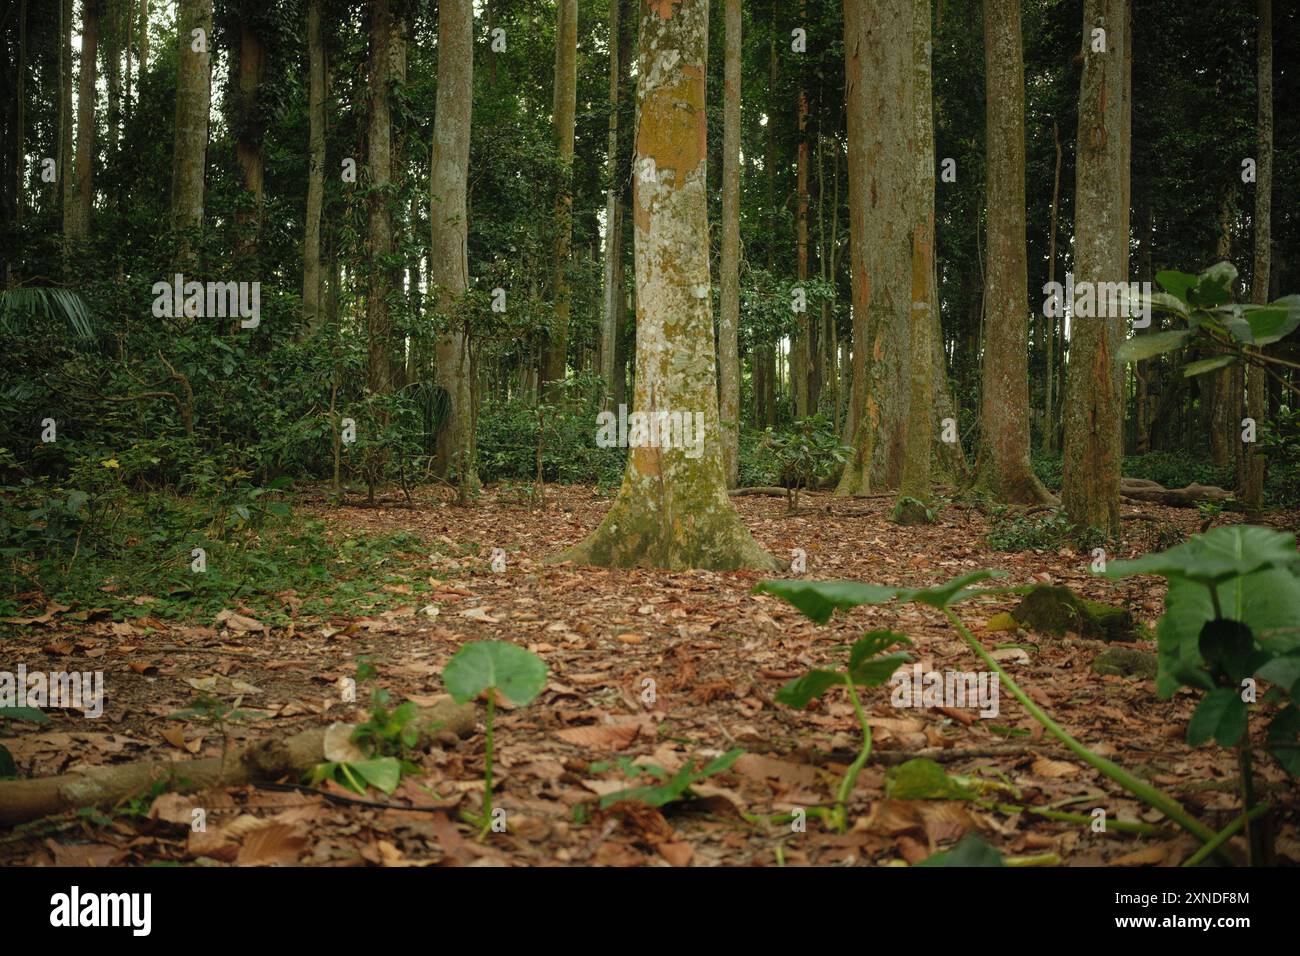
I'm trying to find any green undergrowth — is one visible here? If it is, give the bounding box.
[0,486,455,626]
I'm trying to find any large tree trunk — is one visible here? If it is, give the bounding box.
[900,0,935,501]
[793,1,812,418]
[719,0,742,488]
[59,0,74,238]
[431,0,478,499]
[1044,120,1062,452]
[1245,0,1272,512]
[66,0,99,239]
[555,0,777,571]
[302,0,326,330]
[169,0,212,253]
[837,0,913,496]
[1205,189,1236,468]
[543,0,578,392]
[599,0,625,408]
[976,0,1051,503]
[1061,0,1126,537]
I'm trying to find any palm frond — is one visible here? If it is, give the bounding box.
[0,287,95,341]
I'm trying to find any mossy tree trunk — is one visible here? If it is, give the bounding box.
[554,0,777,571]
[1061,0,1126,538]
[976,0,1052,504]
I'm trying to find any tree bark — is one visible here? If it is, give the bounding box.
[302,0,326,330]
[234,14,266,255]
[543,0,578,391]
[59,0,74,238]
[169,0,212,254]
[366,0,396,397]
[66,0,99,239]
[837,0,914,496]
[719,0,742,488]
[1061,0,1126,537]
[554,0,777,571]
[599,0,625,408]
[431,0,479,499]
[1245,0,1272,512]
[976,0,1052,503]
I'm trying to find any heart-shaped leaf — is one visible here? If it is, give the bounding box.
[443,640,548,707]
[753,580,901,624]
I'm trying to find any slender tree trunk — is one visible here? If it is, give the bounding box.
[1062,0,1125,537]
[59,0,74,236]
[793,1,812,418]
[138,0,149,75]
[234,15,266,255]
[719,0,742,488]
[1207,189,1235,468]
[1245,0,1272,512]
[66,0,99,239]
[123,0,134,125]
[977,0,1051,503]
[169,0,212,253]
[1044,120,1062,452]
[14,0,26,237]
[302,0,326,330]
[599,0,625,406]
[555,0,777,571]
[431,0,479,498]
[105,0,120,157]
[837,0,913,496]
[366,0,396,397]
[543,0,578,391]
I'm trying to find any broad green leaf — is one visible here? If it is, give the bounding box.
[350,757,402,794]
[1154,577,1217,699]
[1189,261,1238,308]
[1244,298,1300,345]
[885,758,979,801]
[849,651,911,688]
[775,669,845,709]
[1105,525,1298,585]
[916,832,1004,867]
[1136,291,1189,320]
[1257,654,1300,696]
[443,640,548,707]
[0,706,50,724]
[1155,269,1197,303]
[1117,329,1192,363]
[1182,355,1236,377]
[1186,688,1247,748]
[753,579,901,624]
[1266,708,1300,777]
[849,630,912,672]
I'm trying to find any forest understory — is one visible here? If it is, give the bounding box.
[2,485,1296,868]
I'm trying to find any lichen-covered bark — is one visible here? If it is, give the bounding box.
[719,0,741,488]
[976,0,1052,504]
[170,0,212,240]
[554,0,776,571]
[1245,0,1272,512]
[430,0,478,497]
[837,0,913,496]
[1061,0,1125,537]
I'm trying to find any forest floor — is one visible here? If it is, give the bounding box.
[2,485,1298,867]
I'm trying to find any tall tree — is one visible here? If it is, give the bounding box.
[599,0,627,407]
[719,0,742,488]
[976,0,1052,503]
[544,0,578,390]
[1244,0,1272,512]
[901,0,935,501]
[365,0,397,397]
[837,0,914,495]
[59,0,74,235]
[793,0,812,418]
[302,0,325,328]
[1061,0,1126,537]
[66,0,100,239]
[233,8,267,253]
[170,0,213,245]
[431,0,478,498]
[556,0,777,570]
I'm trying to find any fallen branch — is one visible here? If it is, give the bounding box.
[1120,478,1235,508]
[0,696,476,827]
